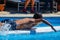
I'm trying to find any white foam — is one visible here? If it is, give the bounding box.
[2,26,60,34]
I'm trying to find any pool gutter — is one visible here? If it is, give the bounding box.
[0,14,60,17]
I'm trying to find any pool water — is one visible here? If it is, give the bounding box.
[0,17,60,40]
[0,31,60,40]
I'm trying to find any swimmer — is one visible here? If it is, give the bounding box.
[0,12,56,32]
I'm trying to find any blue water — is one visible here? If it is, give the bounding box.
[0,17,60,40]
[0,31,60,40]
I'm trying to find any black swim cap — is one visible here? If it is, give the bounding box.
[33,12,43,19]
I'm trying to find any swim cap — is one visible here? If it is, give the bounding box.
[33,12,43,19]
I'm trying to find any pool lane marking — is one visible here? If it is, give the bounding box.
[3,26,60,34]
[0,14,60,17]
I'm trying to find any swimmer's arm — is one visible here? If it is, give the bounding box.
[42,19,57,32]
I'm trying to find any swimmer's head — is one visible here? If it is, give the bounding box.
[33,12,43,19]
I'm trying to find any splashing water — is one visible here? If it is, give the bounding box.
[0,23,11,35]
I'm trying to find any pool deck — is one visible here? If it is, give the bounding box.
[0,11,60,17]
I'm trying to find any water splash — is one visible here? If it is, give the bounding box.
[0,23,11,35]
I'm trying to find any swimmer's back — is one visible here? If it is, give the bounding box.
[16,21,36,30]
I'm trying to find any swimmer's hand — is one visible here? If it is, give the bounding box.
[50,26,57,32]
[42,19,57,32]
[54,30,57,32]
[53,28,57,32]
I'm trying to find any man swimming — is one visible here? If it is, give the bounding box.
[0,12,56,32]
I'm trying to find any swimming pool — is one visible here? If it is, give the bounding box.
[0,17,60,40]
